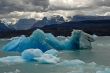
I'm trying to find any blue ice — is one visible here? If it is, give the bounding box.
[21,49,43,61]
[0,49,60,64]
[22,49,60,63]
[0,56,26,64]
[1,49,110,72]
[2,29,94,52]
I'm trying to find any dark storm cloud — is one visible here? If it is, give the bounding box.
[0,0,110,14]
[1,0,110,24]
[95,0,110,7]
[0,0,49,14]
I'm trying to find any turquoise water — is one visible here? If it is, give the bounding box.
[0,37,110,73]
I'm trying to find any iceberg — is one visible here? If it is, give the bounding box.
[0,49,60,64]
[2,29,94,52]
[21,49,60,63]
[21,49,43,61]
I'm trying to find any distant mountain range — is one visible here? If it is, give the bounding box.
[0,21,14,32]
[1,15,110,38]
[14,15,65,30]
[41,19,110,36]
[14,18,36,30]
[32,15,65,28]
[72,15,110,21]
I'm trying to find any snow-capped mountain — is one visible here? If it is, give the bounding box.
[14,18,36,30]
[1,15,65,30]
[32,15,65,28]
[0,21,14,32]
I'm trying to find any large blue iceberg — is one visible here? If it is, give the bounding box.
[2,29,94,52]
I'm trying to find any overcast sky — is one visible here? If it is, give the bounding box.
[1,0,110,23]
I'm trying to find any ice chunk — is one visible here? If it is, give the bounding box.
[44,30,94,50]
[21,49,60,63]
[93,34,98,39]
[2,29,94,52]
[58,59,85,66]
[79,30,94,49]
[2,35,30,52]
[4,69,21,73]
[36,54,60,64]
[96,68,110,73]
[45,49,58,56]
[0,49,60,64]
[21,49,43,61]
[0,56,25,64]
[2,29,51,52]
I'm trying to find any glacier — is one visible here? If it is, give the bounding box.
[2,29,94,52]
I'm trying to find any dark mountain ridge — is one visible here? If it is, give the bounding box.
[41,19,110,36]
[1,16,110,38]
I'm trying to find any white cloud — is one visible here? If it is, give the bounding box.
[49,0,94,10]
[9,11,44,20]
[1,10,83,24]
[1,11,45,24]
[1,0,110,24]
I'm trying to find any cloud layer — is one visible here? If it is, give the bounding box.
[1,0,110,23]
[49,0,94,10]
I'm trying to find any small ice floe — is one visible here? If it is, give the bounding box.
[21,49,43,61]
[96,68,110,73]
[0,49,60,64]
[4,69,21,73]
[57,59,85,66]
[44,49,59,56]
[36,54,60,64]
[22,49,60,64]
[93,34,98,39]
[0,56,25,65]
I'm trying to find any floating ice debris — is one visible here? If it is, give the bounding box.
[93,34,98,39]
[0,56,25,64]
[4,69,21,73]
[36,54,60,64]
[2,29,94,52]
[96,68,110,73]
[0,49,60,64]
[44,49,58,56]
[57,60,110,73]
[21,49,43,61]
[22,49,60,63]
[57,59,85,66]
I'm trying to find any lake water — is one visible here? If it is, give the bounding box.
[0,36,110,73]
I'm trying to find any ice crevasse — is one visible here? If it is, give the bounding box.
[2,29,94,52]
